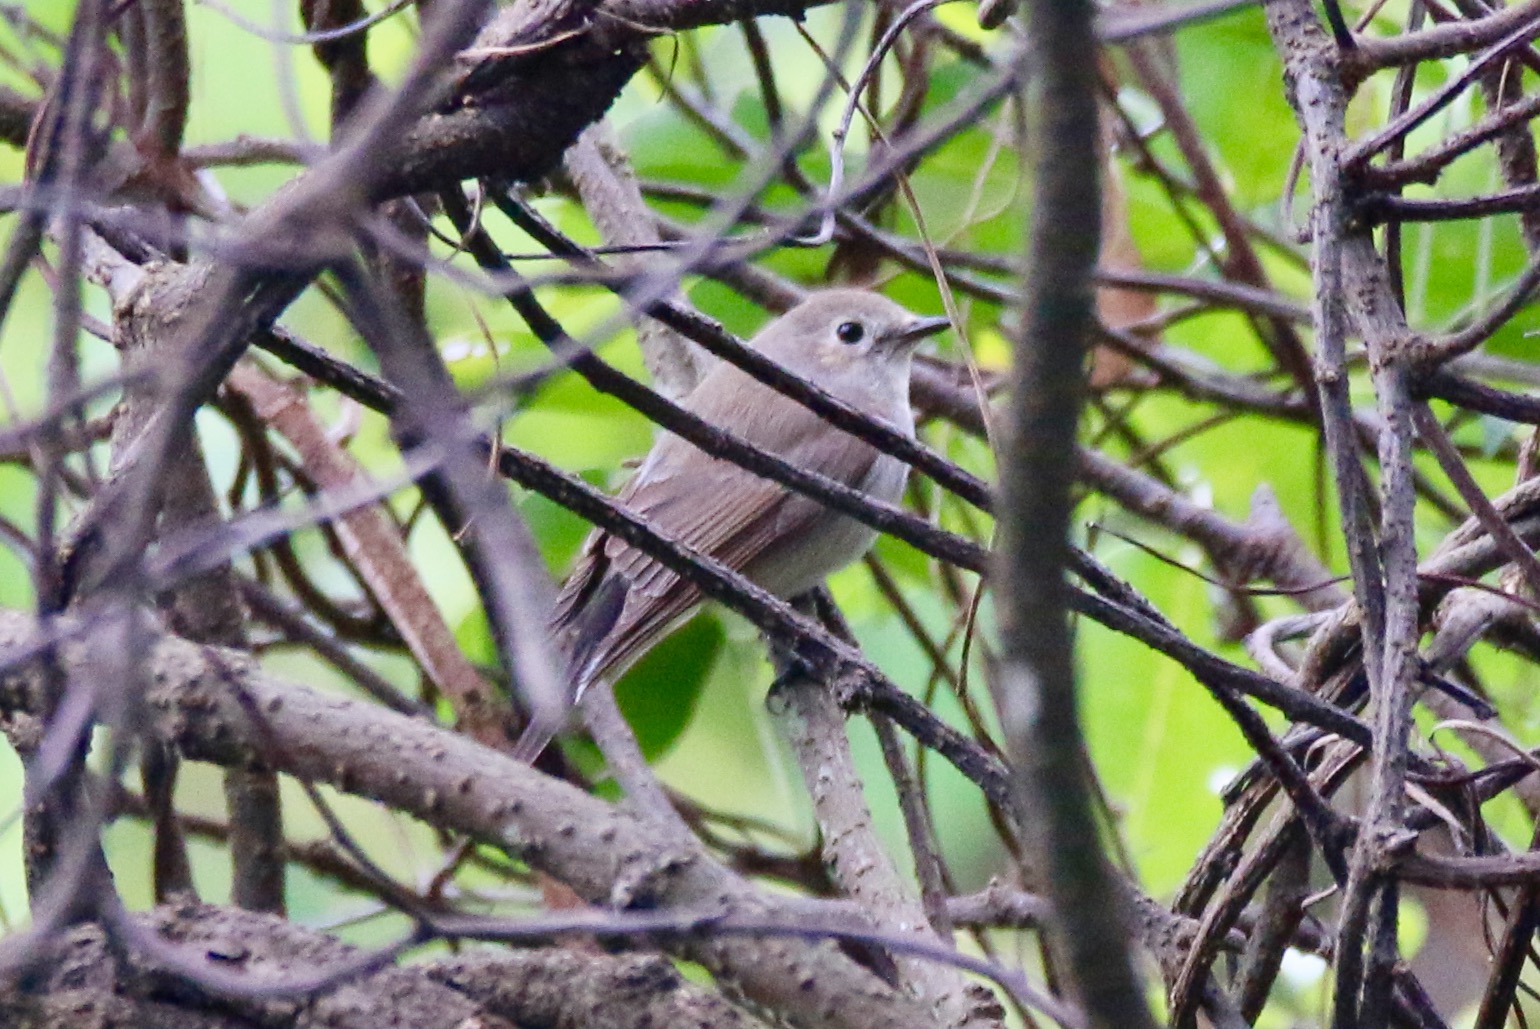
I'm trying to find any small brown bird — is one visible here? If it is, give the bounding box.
[518,289,946,758]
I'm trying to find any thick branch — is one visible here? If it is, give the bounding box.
[0,610,940,1029]
[991,0,1155,1026]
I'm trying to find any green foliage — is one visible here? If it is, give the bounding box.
[10,1,1540,1021]
[613,616,727,758]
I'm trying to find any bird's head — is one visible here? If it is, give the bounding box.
[754,289,949,378]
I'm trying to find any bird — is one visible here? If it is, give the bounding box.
[516,289,947,759]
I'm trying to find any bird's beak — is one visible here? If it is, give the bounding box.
[884,315,950,349]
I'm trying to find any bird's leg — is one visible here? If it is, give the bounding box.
[764,589,832,697]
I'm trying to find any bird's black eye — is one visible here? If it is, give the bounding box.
[836,321,865,345]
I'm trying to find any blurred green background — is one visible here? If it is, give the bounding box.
[1,3,1538,1022]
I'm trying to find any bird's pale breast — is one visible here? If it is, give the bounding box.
[743,450,908,599]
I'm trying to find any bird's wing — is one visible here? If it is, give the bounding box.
[551,383,881,687]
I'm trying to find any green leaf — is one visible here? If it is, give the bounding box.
[613,615,726,759]
[1479,414,1516,459]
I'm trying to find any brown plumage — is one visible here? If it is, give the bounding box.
[518,290,946,759]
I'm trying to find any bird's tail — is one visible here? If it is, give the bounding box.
[510,712,562,764]
[514,573,628,763]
